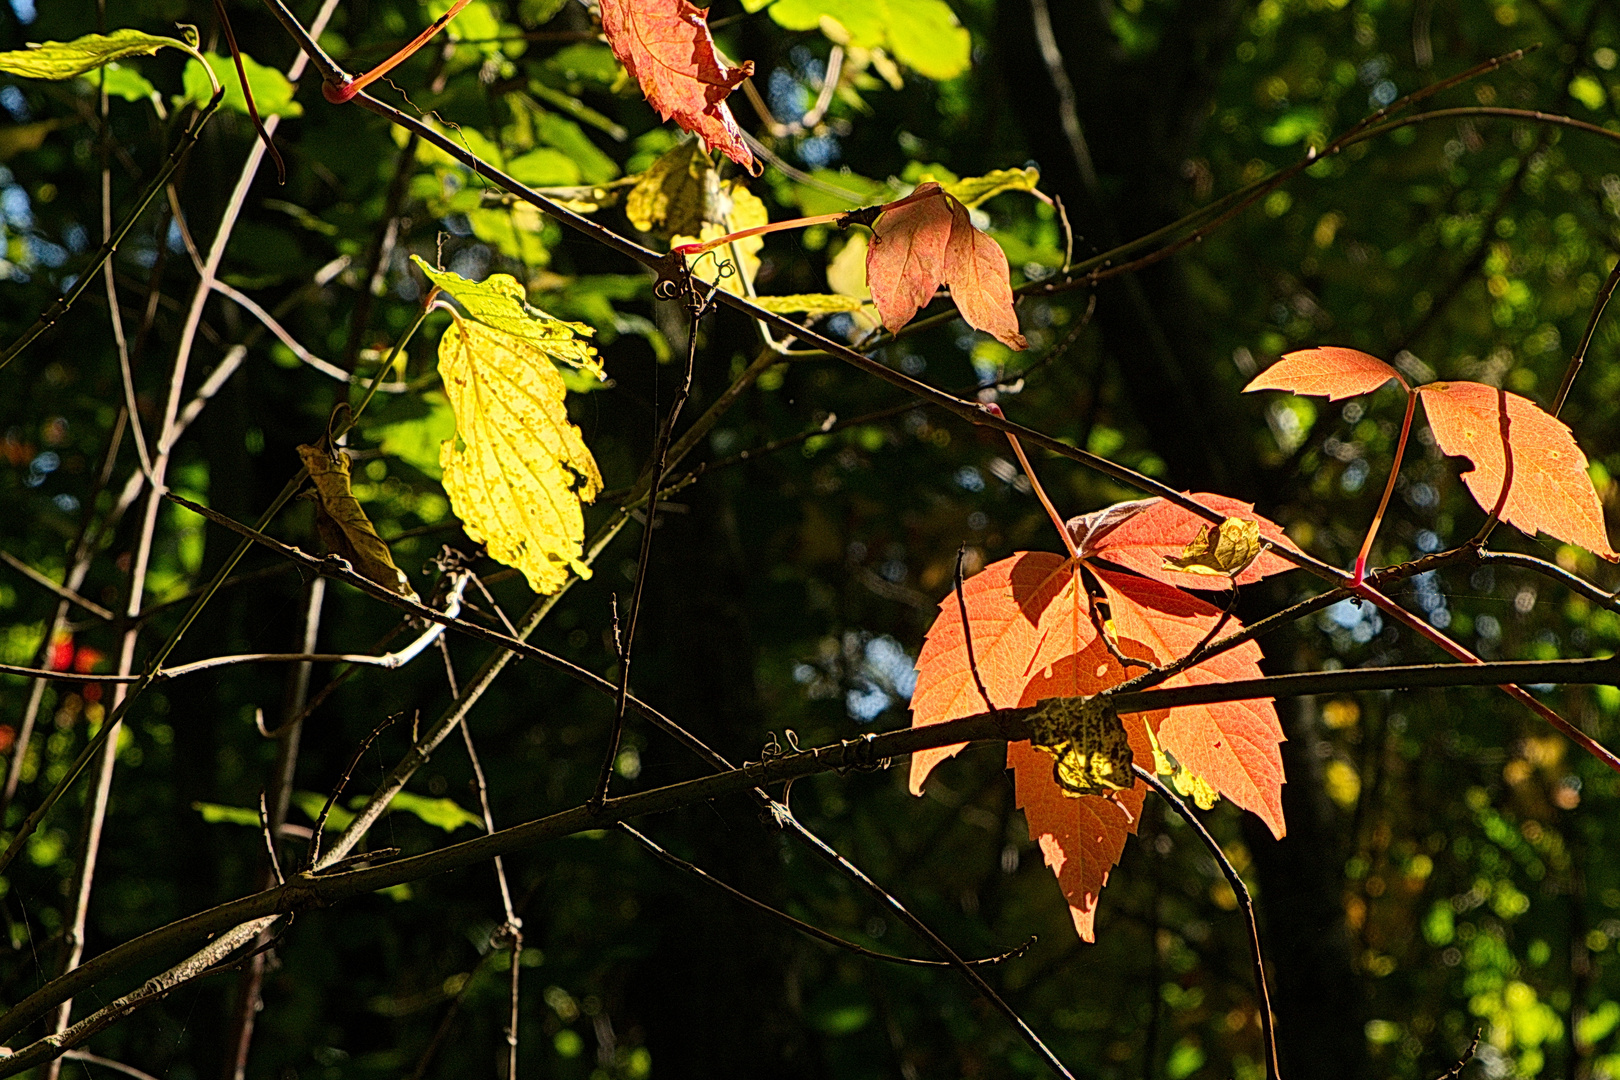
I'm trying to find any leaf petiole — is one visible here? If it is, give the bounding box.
[671,212,847,258]
[986,403,1080,560]
[322,0,470,104]
[1351,387,1417,585]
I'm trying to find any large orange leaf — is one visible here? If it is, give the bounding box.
[908,552,1094,794]
[1243,346,1404,400]
[1417,381,1617,560]
[868,183,1025,348]
[1093,568,1286,837]
[598,0,757,174]
[1009,642,1154,942]
[1075,493,1303,591]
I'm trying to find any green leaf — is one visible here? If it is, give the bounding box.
[89,62,157,102]
[366,392,458,480]
[537,43,623,87]
[292,791,356,831]
[0,29,182,80]
[381,791,483,833]
[882,0,972,81]
[181,52,303,118]
[191,801,260,827]
[0,120,62,161]
[941,166,1041,209]
[533,111,619,185]
[507,147,583,187]
[750,293,867,313]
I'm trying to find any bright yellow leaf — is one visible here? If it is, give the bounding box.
[437,317,603,595]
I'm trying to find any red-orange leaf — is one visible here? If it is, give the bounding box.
[1244,346,1405,400]
[1010,642,1153,942]
[908,552,1094,794]
[1075,493,1302,591]
[868,183,953,337]
[868,183,1025,348]
[1093,568,1286,836]
[1417,381,1618,560]
[944,196,1027,349]
[599,0,758,174]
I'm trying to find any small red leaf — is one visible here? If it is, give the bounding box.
[1418,381,1618,560]
[1093,568,1286,837]
[1076,493,1302,590]
[1010,641,1153,942]
[1244,346,1404,400]
[867,183,953,336]
[944,197,1026,349]
[599,0,758,174]
[909,552,1094,794]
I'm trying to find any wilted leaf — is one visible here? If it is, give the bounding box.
[941,166,1041,209]
[748,294,867,313]
[1244,346,1403,400]
[297,443,421,602]
[1026,695,1134,797]
[181,51,303,117]
[1162,517,1263,578]
[413,256,603,379]
[1418,381,1618,560]
[598,0,757,173]
[437,316,604,595]
[0,29,180,80]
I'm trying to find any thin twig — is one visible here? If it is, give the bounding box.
[1132,764,1279,1080]
[308,711,409,870]
[0,551,115,621]
[620,824,1032,969]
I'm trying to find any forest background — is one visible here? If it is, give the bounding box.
[3,0,1620,1079]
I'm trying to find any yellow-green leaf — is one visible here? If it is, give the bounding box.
[749,294,867,313]
[413,256,602,378]
[0,29,181,80]
[942,166,1042,209]
[625,140,712,237]
[298,443,420,602]
[436,317,603,595]
[1161,517,1262,578]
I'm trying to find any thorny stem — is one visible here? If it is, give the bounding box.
[1352,387,1417,586]
[1132,765,1279,1080]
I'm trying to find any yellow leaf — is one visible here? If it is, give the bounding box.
[437,318,603,595]
[1162,517,1262,578]
[749,294,867,313]
[413,256,602,380]
[1027,696,1133,798]
[672,181,765,295]
[297,443,420,602]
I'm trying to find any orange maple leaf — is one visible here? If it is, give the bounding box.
[599,0,758,175]
[1073,492,1303,591]
[1243,346,1406,400]
[1417,381,1618,560]
[867,183,1026,349]
[908,525,1288,941]
[1010,641,1153,942]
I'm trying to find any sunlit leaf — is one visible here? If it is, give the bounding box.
[181,51,303,117]
[748,294,867,313]
[941,166,1042,209]
[414,256,602,379]
[1244,346,1404,400]
[0,29,181,80]
[625,140,712,238]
